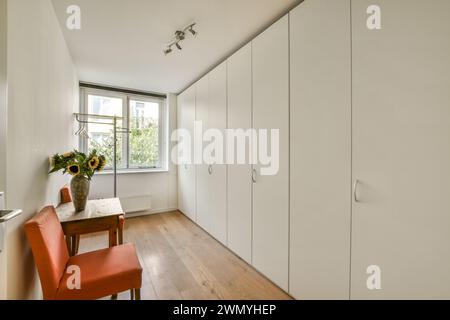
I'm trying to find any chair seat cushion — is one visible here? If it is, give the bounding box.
[56,243,142,300]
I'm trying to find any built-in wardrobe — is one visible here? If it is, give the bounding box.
[195,63,228,245]
[177,0,450,299]
[177,85,196,222]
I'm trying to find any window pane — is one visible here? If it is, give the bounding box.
[129,99,160,168]
[86,94,125,169]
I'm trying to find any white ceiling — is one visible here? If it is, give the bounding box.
[51,0,301,94]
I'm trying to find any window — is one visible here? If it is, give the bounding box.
[80,87,167,171]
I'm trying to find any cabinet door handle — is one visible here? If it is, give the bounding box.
[208,165,213,175]
[251,169,257,183]
[184,164,188,170]
[353,179,360,203]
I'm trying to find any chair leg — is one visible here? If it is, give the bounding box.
[130,289,135,300]
[134,288,141,300]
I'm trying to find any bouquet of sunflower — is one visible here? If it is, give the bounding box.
[49,149,106,180]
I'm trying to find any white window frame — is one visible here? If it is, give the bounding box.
[79,87,167,172]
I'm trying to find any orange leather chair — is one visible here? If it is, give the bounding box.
[24,206,142,300]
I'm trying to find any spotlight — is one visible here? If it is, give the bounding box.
[163,47,172,55]
[189,27,197,36]
[175,42,182,50]
[175,30,185,41]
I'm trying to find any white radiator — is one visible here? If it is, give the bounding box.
[119,195,152,213]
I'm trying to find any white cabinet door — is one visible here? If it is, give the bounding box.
[252,15,289,291]
[351,0,450,299]
[195,76,211,231]
[289,0,352,299]
[177,92,186,214]
[227,43,253,263]
[208,62,228,245]
[177,85,196,221]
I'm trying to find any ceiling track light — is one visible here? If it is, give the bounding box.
[163,22,197,55]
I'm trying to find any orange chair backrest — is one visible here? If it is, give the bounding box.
[60,186,72,204]
[24,206,69,300]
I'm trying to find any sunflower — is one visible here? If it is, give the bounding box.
[88,156,100,170]
[63,151,74,158]
[97,157,106,172]
[67,164,80,176]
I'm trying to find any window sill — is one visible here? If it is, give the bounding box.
[96,168,169,175]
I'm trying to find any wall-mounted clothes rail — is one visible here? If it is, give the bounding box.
[74,113,130,198]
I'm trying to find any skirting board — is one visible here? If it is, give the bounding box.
[125,207,179,218]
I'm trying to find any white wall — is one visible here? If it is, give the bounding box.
[4,0,78,299]
[0,0,6,193]
[89,93,178,214]
[0,0,7,300]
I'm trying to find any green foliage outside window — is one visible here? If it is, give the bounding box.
[88,118,159,169]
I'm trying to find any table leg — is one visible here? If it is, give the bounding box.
[73,235,80,255]
[65,235,72,256]
[118,228,123,245]
[109,228,117,247]
[118,214,125,245]
[71,235,77,256]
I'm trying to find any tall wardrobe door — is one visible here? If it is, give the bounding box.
[351,0,450,299]
[208,62,228,244]
[177,91,186,215]
[289,0,351,299]
[227,43,253,263]
[195,76,210,231]
[178,85,196,221]
[252,15,289,291]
